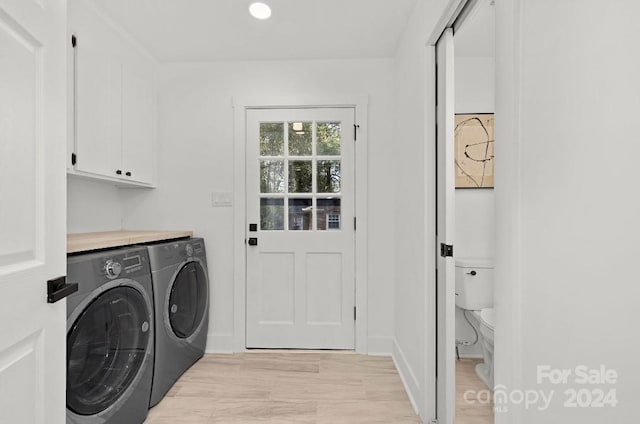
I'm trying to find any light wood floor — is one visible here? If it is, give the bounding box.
[145,351,421,424]
[455,358,494,424]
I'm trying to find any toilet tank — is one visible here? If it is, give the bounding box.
[455,258,494,310]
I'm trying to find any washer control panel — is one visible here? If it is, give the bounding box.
[104,259,122,279]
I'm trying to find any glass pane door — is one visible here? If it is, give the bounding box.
[259,120,343,232]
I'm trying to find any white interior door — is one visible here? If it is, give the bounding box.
[246,108,355,349]
[436,28,456,424]
[0,1,67,423]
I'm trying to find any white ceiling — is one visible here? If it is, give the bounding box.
[455,0,495,58]
[88,0,420,62]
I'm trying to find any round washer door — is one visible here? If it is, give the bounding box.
[168,260,207,339]
[67,286,151,416]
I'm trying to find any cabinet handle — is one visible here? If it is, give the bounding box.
[125,171,132,177]
[116,170,122,175]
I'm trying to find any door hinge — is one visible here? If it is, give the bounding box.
[71,34,77,48]
[71,153,77,166]
[353,217,357,231]
[353,124,360,141]
[440,243,453,257]
[354,306,357,320]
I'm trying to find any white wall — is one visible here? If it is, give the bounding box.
[392,0,448,418]
[67,177,122,233]
[455,56,495,259]
[119,58,397,353]
[495,1,640,422]
[455,56,495,357]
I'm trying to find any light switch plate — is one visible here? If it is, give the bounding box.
[211,192,233,207]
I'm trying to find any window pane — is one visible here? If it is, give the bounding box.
[288,122,312,156]
[317,122,341,155]
[317,198,341,231]
[260,123,284,156]
[289,160,312,193]
[260,160,285,193]
[261,198,284,230]
[289,198,312,231]
[317,160,341,193]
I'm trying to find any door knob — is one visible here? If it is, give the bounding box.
[248,238,258,246]
[47,276,78,303]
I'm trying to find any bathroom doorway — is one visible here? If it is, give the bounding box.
[432,0,496,423]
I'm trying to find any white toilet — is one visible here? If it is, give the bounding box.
[455,258,495,389]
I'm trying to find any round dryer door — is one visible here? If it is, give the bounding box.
[67,286,151,415]
[168,261,207,339]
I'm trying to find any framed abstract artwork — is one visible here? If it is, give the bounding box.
[454,113,494,188]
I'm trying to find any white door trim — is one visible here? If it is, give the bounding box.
[424,44,439,421]
[427,0,472,45]
[232,94,369,353]
[425,2,475,421]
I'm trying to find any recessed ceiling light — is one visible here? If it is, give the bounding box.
[249,2,272,20]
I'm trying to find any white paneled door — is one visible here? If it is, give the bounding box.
[436,28,456,424]
[246,108,356,349]
[0,1,67,424]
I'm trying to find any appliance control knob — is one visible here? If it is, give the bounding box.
[185,244,193,257]
[104,260,122,279]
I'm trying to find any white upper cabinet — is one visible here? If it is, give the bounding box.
[75,35,123,180]
[122,65,155,184]
[69,0,156,187]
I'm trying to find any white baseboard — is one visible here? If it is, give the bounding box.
[205,332,234,353]
[367,336,394,356]
[205,334,396,355]
[458,352,483,359]
[457,344,483,358]
[392,339,420,416]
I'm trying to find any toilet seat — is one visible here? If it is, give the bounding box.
[471,309,494,329]
[478,308,494,343]
[480,308,494,330]
[475,307,495,389]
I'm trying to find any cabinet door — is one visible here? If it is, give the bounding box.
[75,37,123,178]
[122,65,154,184]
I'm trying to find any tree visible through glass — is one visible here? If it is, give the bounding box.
[258,120,343,231]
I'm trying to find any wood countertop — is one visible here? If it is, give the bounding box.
[67,230,193,254]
